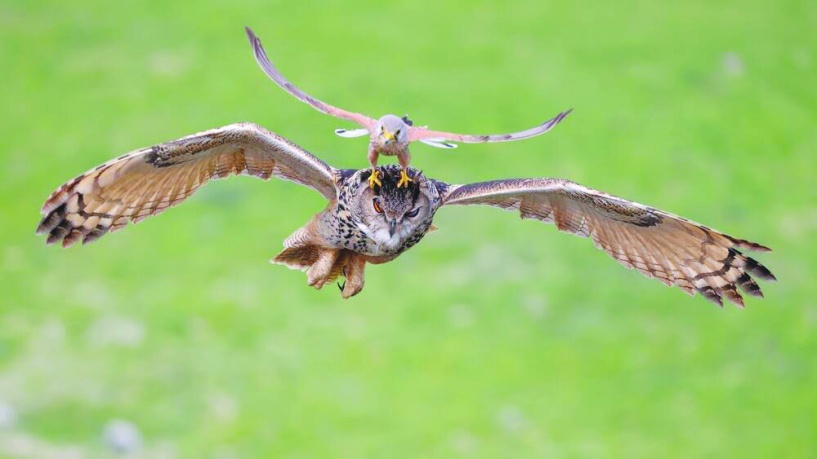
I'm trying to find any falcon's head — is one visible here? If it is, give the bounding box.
[375,114,409,147]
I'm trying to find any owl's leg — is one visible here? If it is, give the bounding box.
[341,254,367,299]
[367,148,381,189]
[306,248,341,289]
[396,150,413,188]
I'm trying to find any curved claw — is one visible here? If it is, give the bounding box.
[368,168,382,189]
[397,169,413,188]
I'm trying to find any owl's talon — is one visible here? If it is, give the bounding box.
[368,169,382,189]
[337,280,346,291]
[397,169,413,188]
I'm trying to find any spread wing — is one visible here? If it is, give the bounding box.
[440,178,775,307]
[37,123,337,247]
[245,27,376,130]
[408,109,572,144]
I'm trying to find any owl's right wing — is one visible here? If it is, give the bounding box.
[37,123,337,247]
[438,178,775,307]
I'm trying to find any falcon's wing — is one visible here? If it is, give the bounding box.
[408,109,572,144]
[245,27,376,130]
[37,123,337,247]
[440,178,775,307]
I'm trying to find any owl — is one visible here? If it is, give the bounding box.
[245,27,572,189]
[37,123,775,306]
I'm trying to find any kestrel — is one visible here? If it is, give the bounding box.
[37,123,775,305]
[244,27,572,189]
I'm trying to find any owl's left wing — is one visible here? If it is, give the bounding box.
[439,178,775,307]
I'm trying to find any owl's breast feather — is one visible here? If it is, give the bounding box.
[353,222,416,256]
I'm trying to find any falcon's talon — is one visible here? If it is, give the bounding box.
[397,169,413,188]
[368,169,382,189]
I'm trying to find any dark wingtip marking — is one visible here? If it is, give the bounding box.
[731,236,772,252]
[736,273,764,298]
[723,287,745,308]
[83,228,106,245]
[62,229,84,248]
[36,204,66,235]
[745,257,776,281]
[699,286,724,307]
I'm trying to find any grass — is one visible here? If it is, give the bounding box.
[1,0,815,457]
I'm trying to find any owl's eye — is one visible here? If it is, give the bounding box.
[394,129,401,137]
[372,199,384,214]
[405,207,420,218]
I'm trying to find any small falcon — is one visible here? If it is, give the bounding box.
[245,27,572,189]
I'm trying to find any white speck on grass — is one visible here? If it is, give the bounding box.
[148,50,191,78]
[31,318,66,350]
[3,245,27,272]
[212,446,239,459]
[448,429,479,455]
[343,315,368,341]
[0,401,16,429]
[103,419,143,454]
[497,405,527,433]
[791,47,812,69]
[0,432,85,459]
[521,294,548,319]
[448,304,474,329]
[207,393,238,423]
[71,279,117,311]
[209,277,260,310]
[86,315,145,348]
[443,244,530,287]
[722,52,745,77]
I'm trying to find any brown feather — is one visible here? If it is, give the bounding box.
[37,123,336,247]
[442,178,775,307]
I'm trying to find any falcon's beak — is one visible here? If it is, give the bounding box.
[388,220,397,237]
[382,130,396,144]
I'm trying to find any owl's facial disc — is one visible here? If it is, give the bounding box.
[351,167,433,252]
[372,195,413,236]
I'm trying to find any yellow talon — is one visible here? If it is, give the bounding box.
[397,169,413,188]
[368,168,382,188]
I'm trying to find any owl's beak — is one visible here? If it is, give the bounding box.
[388,220,397,237]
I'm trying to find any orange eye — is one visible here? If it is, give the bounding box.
[372,200,384,214]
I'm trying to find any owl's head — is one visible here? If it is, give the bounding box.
[349,166,439,251]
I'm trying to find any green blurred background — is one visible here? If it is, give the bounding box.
[1,0,815,457]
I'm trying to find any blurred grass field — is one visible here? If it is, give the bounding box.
[1,0,816,457]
